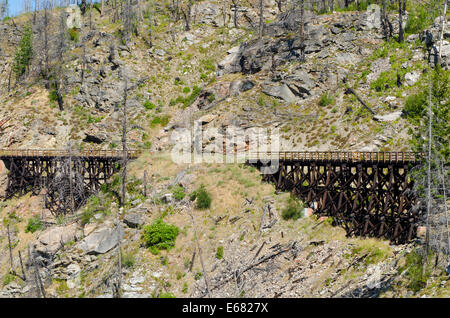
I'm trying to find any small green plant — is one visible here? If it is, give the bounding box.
[190,184,212,209]
[122,251,136,268]
[143,100,156,110]
[281,197,304,220]
[3,273,15,286]
[319,92,335,107]
[194,272,203,280]
[48,89,59,102]
[172,185,186,201]
[142,219,180,252]
[216,246,224,259]
[68,27,79,42]
[182,282,188,294]
[207,93,215,103]
[25,216,43,233]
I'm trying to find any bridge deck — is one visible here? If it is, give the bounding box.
[247,151,422,163]
[0,149,140,159]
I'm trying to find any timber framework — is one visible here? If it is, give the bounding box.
[0,149,139,215]
[247,151,424,244]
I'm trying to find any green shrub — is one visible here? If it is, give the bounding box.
[142,219,180,252]
[151,115,170,127]
[281,197,304,220]
[216,246,224,259]
[25,216,43,233]
[207,93,215,103]
[190,184,212,209]
[172,185,186,201]
[404,91,426,122]
[319,92,335,107]
[143,100,156,110]
[183,87,190,94]
[68,27,79,42]
[182,282,188,294]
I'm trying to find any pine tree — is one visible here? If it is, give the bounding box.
[12,24,33,81]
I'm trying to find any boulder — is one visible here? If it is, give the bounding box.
[262,83,296,103]
[364,4,381,30]
[124,213,144,229]
[404,71,420,86]
[228,79,254,96]
[161,193,174,203]
[373,111,403,122]
[35,223,80,257]
[66,5,82,29]
[76,225,124,255]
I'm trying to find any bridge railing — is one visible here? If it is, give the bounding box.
[0,149,140,159]
[247,151,423,163]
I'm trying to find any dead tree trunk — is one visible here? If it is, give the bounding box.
[232,0,239,27]
[344,88,376,115]
[258,0,263,39]
[121,80,128,208]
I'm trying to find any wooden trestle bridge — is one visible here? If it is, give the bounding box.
[247,151,424,244]
[0,149,425,243]
[0,149,139,215]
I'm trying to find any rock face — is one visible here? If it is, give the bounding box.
[77,225,124,255]
[66,5,82,29]
[35,223,81,257]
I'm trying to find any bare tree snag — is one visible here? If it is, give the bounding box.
[344,88,376,115]
[258,0,263,39]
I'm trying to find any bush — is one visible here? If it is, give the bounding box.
[142,219,179,252]
[404,92,426,122]
[25,216,43,233]
[319,92,335,107]
[216,246,224,259]
[172,185,186,201]
[143,100,156,110]
[68,27,79,42]
[281,197,304,220]
[190,184,212,209]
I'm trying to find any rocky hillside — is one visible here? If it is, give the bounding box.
[0,0,449,298]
